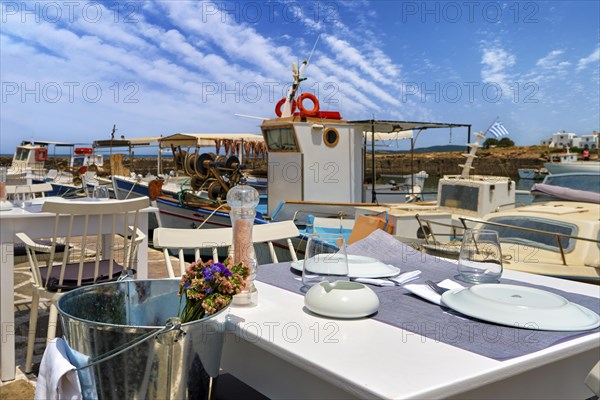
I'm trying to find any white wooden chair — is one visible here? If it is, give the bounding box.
[153,227,234,278]
[252,221,299,264]
[16,196,149,373]
[5,183,54,200]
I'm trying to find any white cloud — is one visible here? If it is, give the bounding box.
[480,43,516,90]
[577,47,600,71]
[536,50,571,73]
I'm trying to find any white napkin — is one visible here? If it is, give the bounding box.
[35,338,83,400]
[404,279,464,305]
[352,278,395,287]
[353,270,422,287]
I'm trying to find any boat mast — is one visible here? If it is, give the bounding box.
[281,36,320,117]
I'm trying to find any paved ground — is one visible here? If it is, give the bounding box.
[1,243,267,399]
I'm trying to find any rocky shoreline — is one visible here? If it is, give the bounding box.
[0,146,576,178]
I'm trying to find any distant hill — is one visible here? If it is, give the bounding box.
[376,145,465,154]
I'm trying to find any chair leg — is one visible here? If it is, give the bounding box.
[25,290,40,374]
[46,302,59,342]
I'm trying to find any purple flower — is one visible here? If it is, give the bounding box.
[203,267,213,281]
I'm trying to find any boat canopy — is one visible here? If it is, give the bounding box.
[353,119,472,143]
[93,137,162,149]
[159,133,264,148]
[20,140,75,148]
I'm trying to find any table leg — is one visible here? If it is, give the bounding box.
[1,234,16,381]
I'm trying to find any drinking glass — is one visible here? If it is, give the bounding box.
[457,229,503,283]
[93,185,110,200]
[301,234,349,290]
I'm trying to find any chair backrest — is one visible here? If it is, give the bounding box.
[153,227,234,278]
[252,221,299,264]
[5,183,54,199]
[18,197,149,291]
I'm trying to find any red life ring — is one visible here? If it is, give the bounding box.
[275,97,297,117]
[297,93,320,116]
[79,166,88,174]
[35,147,48,161]
[75,147,93,155]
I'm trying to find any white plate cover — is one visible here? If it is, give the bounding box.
[291,255,400,279]
[441,284,600,331]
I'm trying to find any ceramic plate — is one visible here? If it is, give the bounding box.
[291,255,400,279]
[441,284,600,331]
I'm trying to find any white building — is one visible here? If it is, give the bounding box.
[572,134,598,150]
[540,131,598,149]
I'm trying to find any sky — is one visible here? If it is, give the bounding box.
[1,0,599,153]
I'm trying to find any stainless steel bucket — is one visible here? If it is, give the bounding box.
[56,279,228,400]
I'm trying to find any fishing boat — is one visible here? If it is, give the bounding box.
[518,167,549,180]
[407,171,600,283]
[544,149,600,174]
[6,141,105,197]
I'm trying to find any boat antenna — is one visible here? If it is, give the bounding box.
[281,35,320,117]
[307,34,320,64]
[234,114,269,120]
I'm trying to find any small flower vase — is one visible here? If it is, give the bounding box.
[227,183,260,307]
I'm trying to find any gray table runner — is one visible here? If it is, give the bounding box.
[256,230,600,361]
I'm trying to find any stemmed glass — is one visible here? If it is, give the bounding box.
[301,233,349,291]
[93,185,110,200]
[457,229,503,283]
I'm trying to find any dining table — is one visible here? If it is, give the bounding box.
[0,198,157,381]
[221,230,600,399]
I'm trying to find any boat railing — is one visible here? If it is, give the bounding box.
[415,214,465,245]
[458,216,600,267]
[290,209,351,225]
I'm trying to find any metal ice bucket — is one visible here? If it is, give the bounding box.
[57,279,228,400]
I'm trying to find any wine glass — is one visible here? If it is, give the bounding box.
[301,233,349,290]
[93,185,110,200]
[457,229,503,283]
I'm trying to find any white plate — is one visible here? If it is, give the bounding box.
[441,284,600,331]
[291,255,400,279]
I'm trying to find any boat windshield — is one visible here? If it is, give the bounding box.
[263,126,299,151]
[541,173,600,193]
[482,216,578,253]
[15,147,30,161]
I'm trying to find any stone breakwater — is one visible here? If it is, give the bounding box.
[0,153,546,178]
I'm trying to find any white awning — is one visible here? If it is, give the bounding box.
[364,130,413,141]
[159,133,264,147]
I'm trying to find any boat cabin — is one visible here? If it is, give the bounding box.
[9,140,75,184]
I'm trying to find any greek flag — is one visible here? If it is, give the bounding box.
[487,121,509,138]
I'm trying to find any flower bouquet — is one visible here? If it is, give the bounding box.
[178,257,250,323]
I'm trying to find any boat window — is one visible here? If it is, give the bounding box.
[72,157,85,167]
[482,216,577,253]
[323,128,340,147]
[439,184,479,212]
[15,148,30,161]
[262,126,299,152]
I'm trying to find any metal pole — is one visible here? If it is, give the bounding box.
[371,119,376,203]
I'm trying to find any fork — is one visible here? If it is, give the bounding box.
[425,280,449,295]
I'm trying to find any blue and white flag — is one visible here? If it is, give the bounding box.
[487,120,509,138]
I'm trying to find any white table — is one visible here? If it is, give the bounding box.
[222,271,600,399]
[0,202,156,381]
